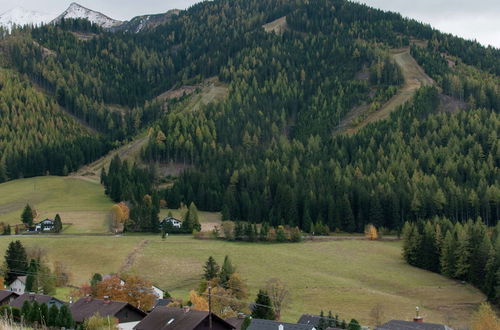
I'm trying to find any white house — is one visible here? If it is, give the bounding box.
[151,285,164,300]
[35,219,55,232]
[161,217,182,229]
[8,276,26,294]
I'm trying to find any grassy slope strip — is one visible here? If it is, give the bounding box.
[0,235,484,328]
[0,176,113,233]
[0,69,107,180]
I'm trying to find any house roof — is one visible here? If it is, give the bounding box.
[12,276,27,284]
[226,317,246,330]
[297,314,325,326]
[0,290,19,301]
[70,297,146,323]
[134,306,235,330]
[10,293,65,309]
[376,320,454,330]
[153,298,173,308]
[161,217,182,222]
[247,319,316,330]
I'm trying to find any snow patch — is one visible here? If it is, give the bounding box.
[0,7,56,31]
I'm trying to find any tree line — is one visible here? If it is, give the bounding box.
[402,218,500,305]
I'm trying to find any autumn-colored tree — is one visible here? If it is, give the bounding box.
[365,224,378,240]
[111,203,129,233]
[470,303,500,330]
[189,290,209,311]
[83,313,119,329]
[96,276,128,302]
[265,278,290,320]
[122,275,156,311]
[96,275,155,311]
[70,283,92,300]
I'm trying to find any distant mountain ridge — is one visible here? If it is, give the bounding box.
[0,2,179,32]
[51,2,122,28]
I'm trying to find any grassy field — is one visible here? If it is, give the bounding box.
[0,176,113,233]
[0,234,485,328]
[128,236,484,328]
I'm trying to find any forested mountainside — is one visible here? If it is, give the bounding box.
[0,0,499,232]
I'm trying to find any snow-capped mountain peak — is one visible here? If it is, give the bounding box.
[0,7,55,31]
[52,2,122,28]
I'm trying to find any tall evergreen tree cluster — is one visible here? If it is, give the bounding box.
[21,301,73,328]
[0,70,107,181]
[402,218,500,305]
[101,156,160,232]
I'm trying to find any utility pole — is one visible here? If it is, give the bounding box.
[208,285,212,330]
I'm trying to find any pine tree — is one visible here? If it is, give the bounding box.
[454,224,470,280]
[28,301,39,323]
[40,303,48,326]
[203,256,220,281]
[348,319,361,330]
[54,214,62,233]
[303,209,313,233]
[21,301,31,322]
[317,310,327,330]
[251,290,275,320]
[4,240,28,284]
[402,222,422,266]
[440,230,457,277]
[48,304,59,327]
[21,204,34,226]
[57,305,74,328]
[188,202,201,231]
[25,259,39,293]
[219,255,235,287]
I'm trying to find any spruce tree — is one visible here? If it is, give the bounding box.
[4,240,28,284]
[57,305,74,328]
[28,301,39,323]
[21,204,34,226]
[348,319,361,330]
[219,255,235,287]
[251,290,275,320]
[40,303,48,326]
[21,301,31,322]
[54,214,62,233]
[440,230,457,278]
[454,224,470,280]
[317,310,327,330]
[203,256,220,281]
[25,259,39,293]
[48,304,59,327]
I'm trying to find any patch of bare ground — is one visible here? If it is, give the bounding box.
[438,94,467,113]
[337,49,435,135]
[72,134,150,182]
[33,41,56,58]
[263,16,288,34]
[120,239,150,274]
[71,32,98,41]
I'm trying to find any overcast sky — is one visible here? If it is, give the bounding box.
[1,0,498,48]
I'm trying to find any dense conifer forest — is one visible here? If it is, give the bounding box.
[0,0,498,234]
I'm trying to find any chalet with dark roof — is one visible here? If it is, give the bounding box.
[0,290,19,306]
[160,216,182,229]
[134,306,235,330]
[376,320,454,330]
[70,297,146,324]
[10,293,65,309]
[247,319,316,330]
